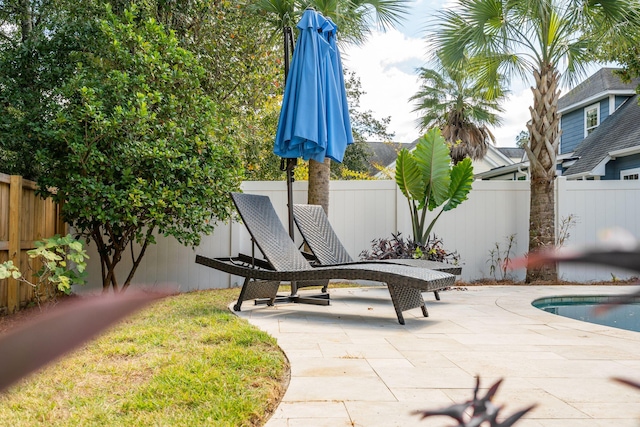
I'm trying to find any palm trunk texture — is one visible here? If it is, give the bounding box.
[308,158,331,214]
[525,67,561,282]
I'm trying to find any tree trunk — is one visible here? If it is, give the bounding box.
[308,158,331,213]
[525,66,561,282]
[19,0,33,43]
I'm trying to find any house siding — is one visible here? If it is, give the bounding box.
[560,99,613,155]
[599,100,610,122]
[615,95,629,110]
[560,109,585,154]
[604,154,640,180]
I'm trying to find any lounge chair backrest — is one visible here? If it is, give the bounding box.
[231,192,310,271]
[293,204,354,265]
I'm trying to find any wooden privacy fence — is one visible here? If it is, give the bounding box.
[0,174,66,314]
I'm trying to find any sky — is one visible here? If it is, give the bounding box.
[341,0,533,146]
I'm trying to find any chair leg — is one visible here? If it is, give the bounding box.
[233,277,251,311]
[434,290,440,301]
[386,283,427,325]
[233,278,280,311]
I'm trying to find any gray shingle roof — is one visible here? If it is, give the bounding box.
[563,94,640,177]
[497,147,525,160]
[558,68,640,111]
[365,140,418,175]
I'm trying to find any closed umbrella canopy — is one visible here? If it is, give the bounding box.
[274,8,353,164]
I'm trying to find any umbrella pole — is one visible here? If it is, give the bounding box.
[285,158,296,239]
[282,25,296,240]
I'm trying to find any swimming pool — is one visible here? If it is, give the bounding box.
[532,295,640,333]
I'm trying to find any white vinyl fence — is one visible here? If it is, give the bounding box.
[80,178,640,292]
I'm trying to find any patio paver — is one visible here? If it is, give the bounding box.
[232,285,640,426]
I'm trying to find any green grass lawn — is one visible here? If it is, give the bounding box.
[0,288,289,426]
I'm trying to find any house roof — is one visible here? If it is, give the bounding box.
[563,94,640,177]
[365,140,418,175]
[497,147,525,160]
[474,161,529,179]
[558,68,640,112]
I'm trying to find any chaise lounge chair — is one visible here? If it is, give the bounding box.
[195,192,455,324]
[292,203,462,300]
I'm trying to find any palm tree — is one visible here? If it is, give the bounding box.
[253,0,409,214]
[410,55,505,164]
[434,0,640,282]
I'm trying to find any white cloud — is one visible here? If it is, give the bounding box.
[342,29,534,147]
[490,87,533,147]
[342,29,426,143]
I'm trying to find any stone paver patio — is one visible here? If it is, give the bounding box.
[233,285,640,427]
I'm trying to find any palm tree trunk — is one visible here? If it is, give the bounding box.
[525,66,561,282]
[308,158,331,213]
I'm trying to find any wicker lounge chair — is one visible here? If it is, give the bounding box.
[195,192,455,324]
[292,203,462,300]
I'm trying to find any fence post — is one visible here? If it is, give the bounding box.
[8,175,22,313]
[56,200,67,236]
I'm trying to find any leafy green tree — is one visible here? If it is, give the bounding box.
[0,1,282,183]
[0,0,104,178]
[38,6,242,292]
[149,1,283,181]
[395,128,474,245]
[410,53,505,164]
[597,33,640,88]
[516,130,529,148]
[434,0,640,281]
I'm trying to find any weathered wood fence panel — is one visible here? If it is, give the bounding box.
[0,174,65,313]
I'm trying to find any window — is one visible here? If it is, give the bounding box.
[584,103,600,136]
[621,168,640,180]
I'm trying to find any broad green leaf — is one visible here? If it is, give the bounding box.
[413,129,451,209]
[443,157,474,211]
[395,149,424,203]
[69,241,83,252]
[0,261,21,280]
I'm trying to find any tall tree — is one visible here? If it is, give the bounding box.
[38,5,242,292]
[597,32,640,88]
[0,1,282,181]
[434,0,640,281]
[410,53,505,164]
[253,0,409,213]
[0,0,104,178]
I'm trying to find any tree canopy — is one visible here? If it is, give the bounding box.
[411,53,505,164]
[37,5,242,292]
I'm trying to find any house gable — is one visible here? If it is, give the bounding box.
[604,153,640,180]
[559,69,640,157]
[563,94,640,178]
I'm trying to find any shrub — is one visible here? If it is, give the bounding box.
[359,232,460,264]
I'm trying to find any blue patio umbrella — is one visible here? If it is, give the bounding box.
[321,16,353,163]
[274,8,353,164]
[274,8,353,239]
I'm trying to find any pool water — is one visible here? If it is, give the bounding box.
[532,295,640,333]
